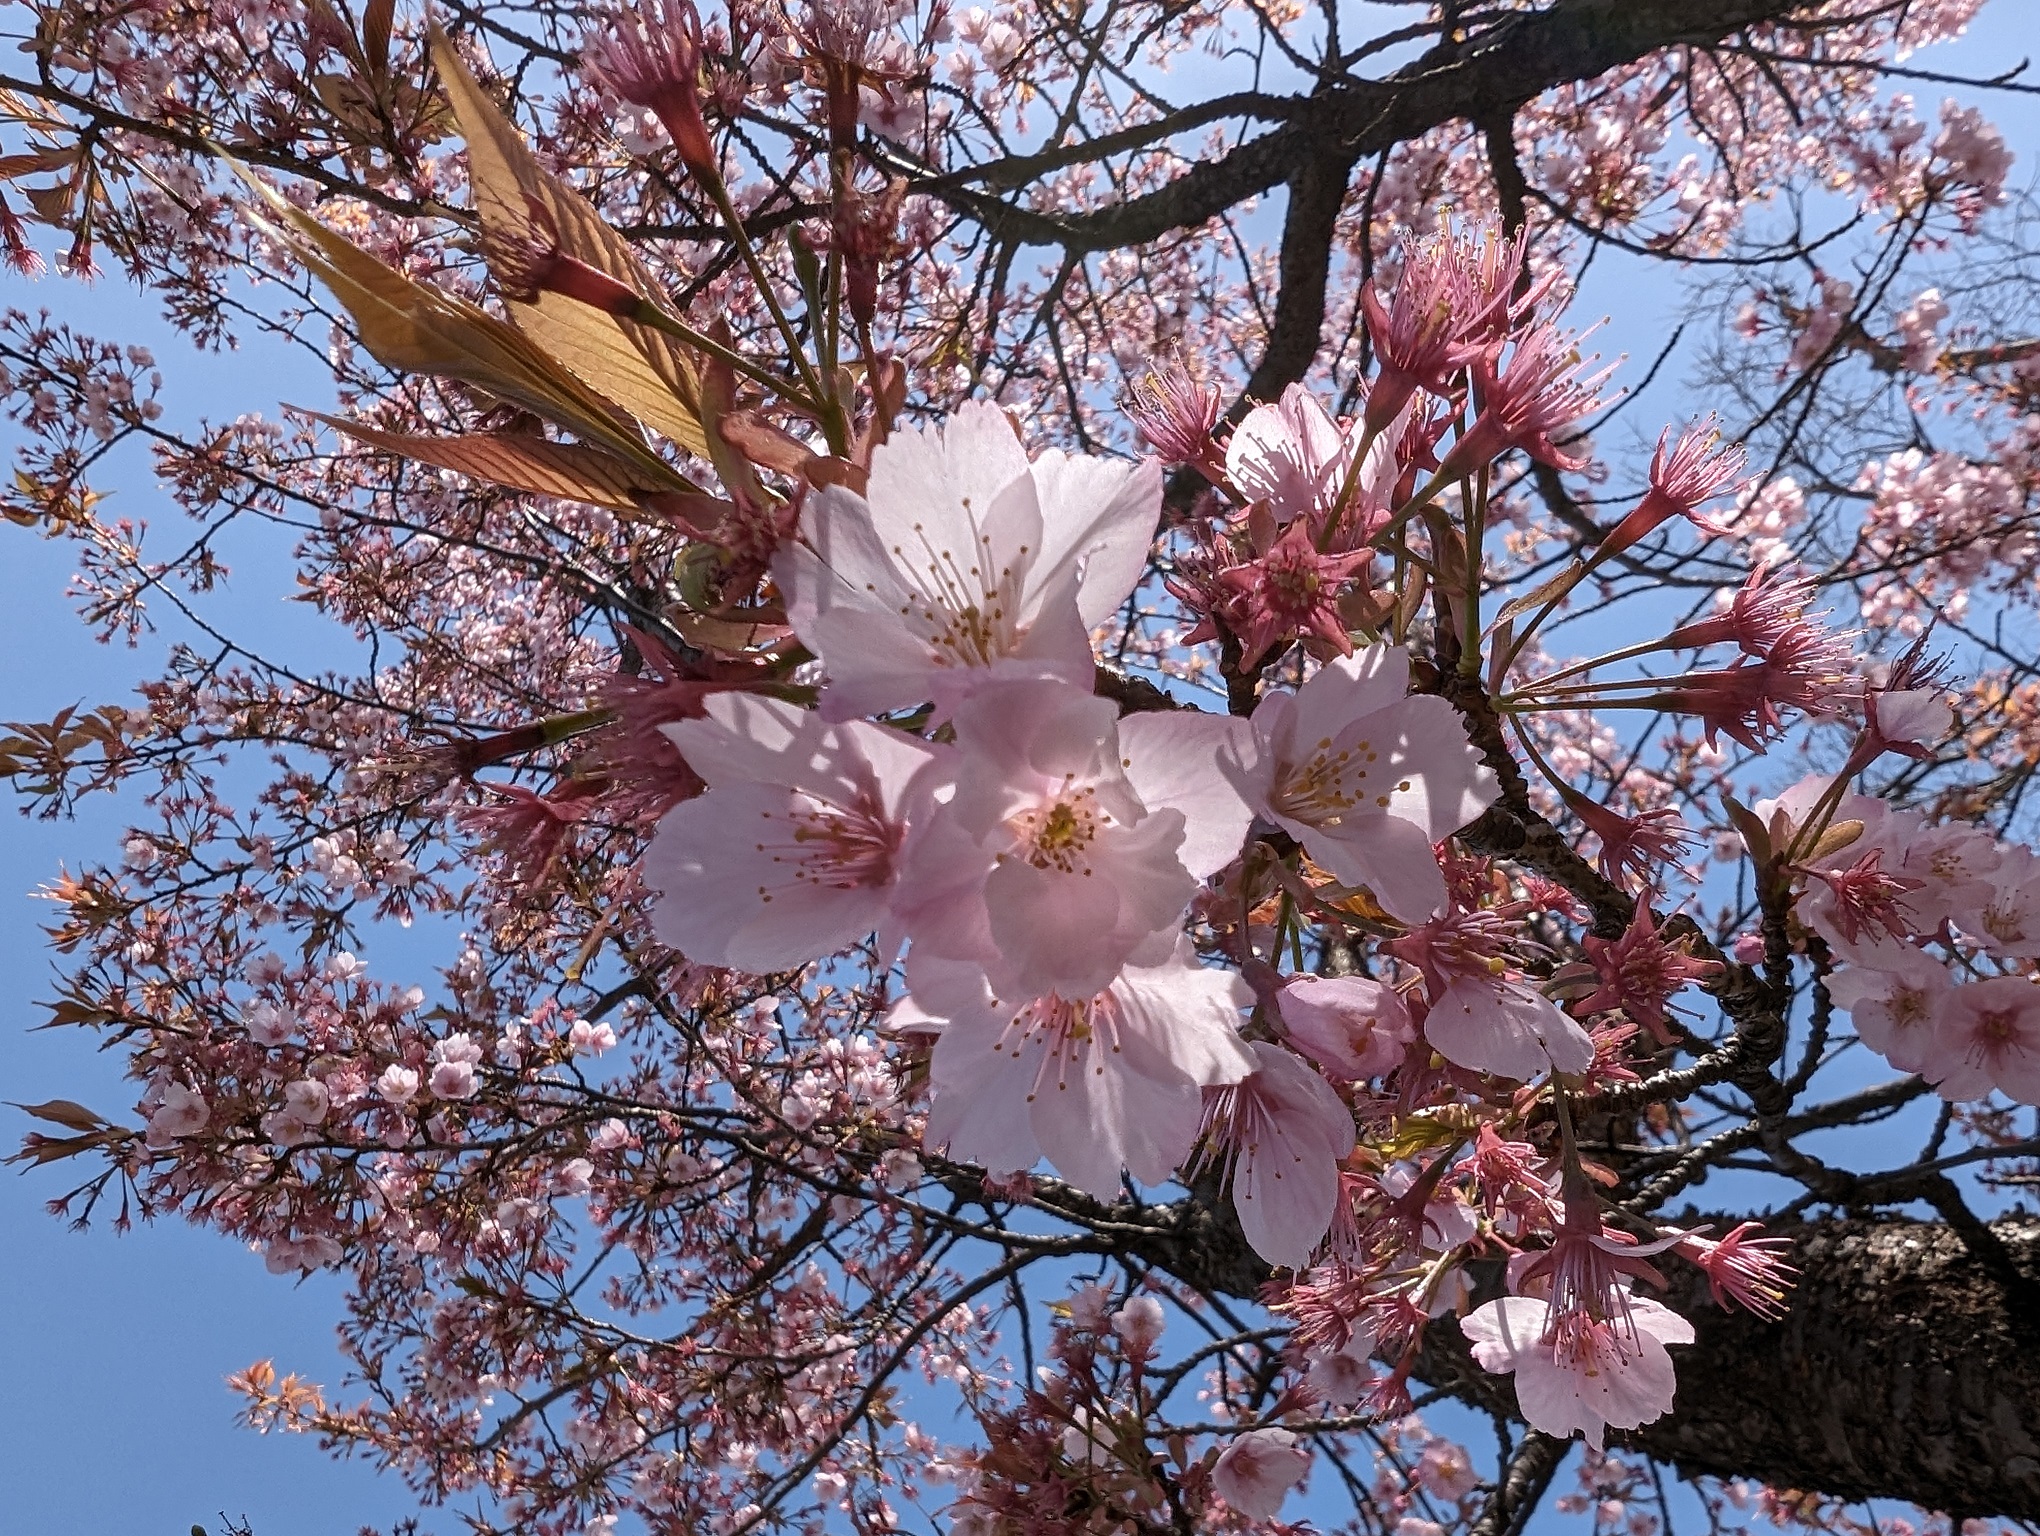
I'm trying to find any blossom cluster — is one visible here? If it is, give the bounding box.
[12,1,2039,1531]
[641,393,1504,1268]
[622,221,1830,1489]
[1770,772,2040,1103]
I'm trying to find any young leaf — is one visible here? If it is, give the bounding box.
[362,0,395,79]
[8,1098,109,1132]
[230,159,678,485]
[428,29,711,457]
[305,409,695,510]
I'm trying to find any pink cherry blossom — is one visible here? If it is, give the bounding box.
[144,1082,208,1149]
[1963,845,2040,959]
[580,0,720,174]
[917,942,1256,1198]
[429,1032,485,1102]
[895,680,1206,1002]
[1891,820,2002,931]
[1202,1041,1357,1269]
[1425,974,1595,1080]
[1804,849,1924,953]
[1462,1291,1695,1451]
[1110,1295,1166,1355]
[1670,565,1824,657]
[1126,359,1223,473]
[1225,383,1401,533]
[1224,643,1498,924]
[644,692,938,971]
[1578,906,1720,1044]
[1826,952,1954,1076]
[1359,221,1538,433]
[773,401,1160,721]
[1601,418,1747,555]
[1444,322,1612,477]
[1306,1323,1379,1406]
[1867,685,1954,759]
[1211,1426,1310,1519]
[1216,516,1375,669]
[1929,974,2040,1103]
[1275,973,1415,1081]
[1565,792,1695,891]
[242,1001,297,1048]
[1669,1222,1798,1319]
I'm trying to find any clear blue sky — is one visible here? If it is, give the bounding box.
[3,10,2038,1534]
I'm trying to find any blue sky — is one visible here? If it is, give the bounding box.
[4,8,2040,1534]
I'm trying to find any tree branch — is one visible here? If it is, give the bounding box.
[898,0,1831,255]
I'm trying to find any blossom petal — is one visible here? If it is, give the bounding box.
[1120,710,1258,878]
[645,784,895,970]
[1025,449,1162,625]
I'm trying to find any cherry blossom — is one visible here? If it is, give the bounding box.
[1226,383,1402,533]
[1965,847,2040,960]
[1274,972,1416,1081]
[916,942,1255,1198]
[773,401,1160,721]
[1670,1223,1798,1319]
[1211,1426,1311,1519]
[1827,953,1953,1077]
[1462,1291,1696,1451]
[143,1082,208,1149]
[1201,1041,1358,1268]
[1224,644,1498,923]
[1426,974,1595,1081]
[894,679,1223,1003]
[643,691,939,970]
[1929,975,2040,1103]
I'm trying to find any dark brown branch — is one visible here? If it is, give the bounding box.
[1473,1432,1571,1536]
[1062,1189,2040,1520]
[1239,147,1361,405]
[898,0,1831,256]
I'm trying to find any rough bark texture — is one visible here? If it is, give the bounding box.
[1633,1216,2040,1518]
[1061,1184,2040,1517]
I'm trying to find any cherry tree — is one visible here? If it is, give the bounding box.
[4,0,2040,1533]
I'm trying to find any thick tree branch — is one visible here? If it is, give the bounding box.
[1240,148,1362,405]
[901,0,1830,255]
[1053,1187,2040,1519]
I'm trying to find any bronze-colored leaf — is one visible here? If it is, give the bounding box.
[428,29,711,457]
[362,0,395,78]
[22,179,76,223]
[307,409,691,510]
[8,1098,108,1132]
[229,159,678,486]
[0,148,76,181]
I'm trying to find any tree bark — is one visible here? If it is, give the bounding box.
[1060,1183,2040,1517]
